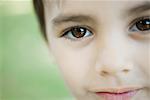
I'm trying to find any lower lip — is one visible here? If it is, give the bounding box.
[96,90,138,100]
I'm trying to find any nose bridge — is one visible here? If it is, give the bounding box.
[100,30,126,66]
[95,29,129,75]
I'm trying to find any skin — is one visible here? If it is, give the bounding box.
[43,0,150,100]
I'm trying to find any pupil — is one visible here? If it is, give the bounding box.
[72,27,86,38]
[136,18,150,31]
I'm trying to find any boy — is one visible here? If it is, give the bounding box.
[33,0,150,100]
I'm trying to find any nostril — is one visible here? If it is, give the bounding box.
[122,69,130,73]
[100,70,109,76]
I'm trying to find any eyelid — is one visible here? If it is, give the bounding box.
[60,25,94,37]
[129,16,150,31]
[128,16,150,40]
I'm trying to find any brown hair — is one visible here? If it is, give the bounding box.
[33,0,47,40]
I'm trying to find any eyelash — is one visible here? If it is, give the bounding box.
[60,16,150,41]
[129,16,150,33]
[60,25,94,41]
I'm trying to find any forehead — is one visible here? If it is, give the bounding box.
[61,0,147,12]
[44,0,149,16]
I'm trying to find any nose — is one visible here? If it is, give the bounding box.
[95,45,132,77]
[95,31,133,77]
[98,65,131,77]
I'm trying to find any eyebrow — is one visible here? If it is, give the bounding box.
[52,15,95,26]
[51,1,150,25]
[127,1,150,15]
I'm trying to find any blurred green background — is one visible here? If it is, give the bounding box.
[1,0,73,100]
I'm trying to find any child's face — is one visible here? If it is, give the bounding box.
[44,0,150,100]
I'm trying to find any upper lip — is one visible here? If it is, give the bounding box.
[89,86,144,94]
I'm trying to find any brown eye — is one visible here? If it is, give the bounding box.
[129,17,150,40]
[61,26,93,40]
[71,27,86,38]
[136,18,150,31]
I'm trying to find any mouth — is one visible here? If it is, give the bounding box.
[93,86,143,100]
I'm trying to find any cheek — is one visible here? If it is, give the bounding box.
[134,44,149,69]
[49,37,97,89]
[130,41,150,79]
